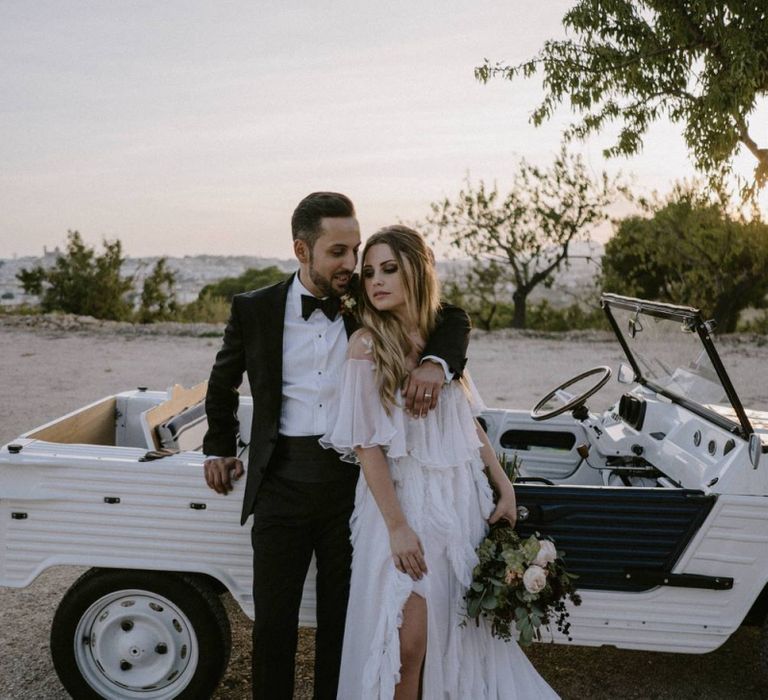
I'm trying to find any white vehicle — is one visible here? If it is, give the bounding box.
[1,294,767,699]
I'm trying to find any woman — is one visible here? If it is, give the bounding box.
[322,226,558,699]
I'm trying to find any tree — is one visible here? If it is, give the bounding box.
[476,1,768,196]
[138,258,179,323]
[442,260,512,331]
[178,265,289,324]
[17,231,133,320]
[424,146,620,328]
[602,184,768,332]
[198,266,288,301]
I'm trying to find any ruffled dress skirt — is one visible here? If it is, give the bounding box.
[322,359,559,700]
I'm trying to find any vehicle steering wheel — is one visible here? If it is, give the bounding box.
[531,366,612,421]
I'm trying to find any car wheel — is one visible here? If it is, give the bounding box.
[51,568,231,699]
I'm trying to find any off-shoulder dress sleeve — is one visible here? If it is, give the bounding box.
[319,359,396,463]
[320,332,406,463]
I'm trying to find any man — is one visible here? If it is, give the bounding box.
[203,192,470,699]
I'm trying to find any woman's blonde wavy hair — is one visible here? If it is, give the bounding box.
[359,225,440,410]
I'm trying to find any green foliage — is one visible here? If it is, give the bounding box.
[198,266,288,302]
[0,303,43,317]
[179,265,289,323]
[13,234,292,326]
[476,1,768,197]
[425,145,619,329]
[464,524,581,645]
[498,452,521,482]
[526,299,609,332]
[442,261,512,331]
[137,258,179,323]
[17,231,133,320]
[473,455,581,645]
[442,271,607,332]
[15,233,184,324]
[738,310,768,334]
[602,184,768,332]
[176,293,232,324]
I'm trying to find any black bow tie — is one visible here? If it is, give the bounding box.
[301,294,341,321]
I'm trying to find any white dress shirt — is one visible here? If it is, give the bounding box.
[280,274,452,437]
[280,274,349,436]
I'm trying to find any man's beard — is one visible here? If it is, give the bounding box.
[308,262,350,298]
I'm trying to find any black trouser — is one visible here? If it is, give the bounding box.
[250,465,357,700]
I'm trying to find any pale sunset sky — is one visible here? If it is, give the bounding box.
[2,1,766,259]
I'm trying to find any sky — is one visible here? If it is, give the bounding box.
[2,0,766,259]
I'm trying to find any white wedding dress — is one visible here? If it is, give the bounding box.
[321,348,560,700]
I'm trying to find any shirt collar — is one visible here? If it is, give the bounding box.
[290,271,329,320]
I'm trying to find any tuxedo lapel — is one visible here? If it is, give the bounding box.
[262,273,293,407]
[342,311,358,339]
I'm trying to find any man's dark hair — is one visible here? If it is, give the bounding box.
[291,192,355,248]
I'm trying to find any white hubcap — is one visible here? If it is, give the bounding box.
[74,589,198,699]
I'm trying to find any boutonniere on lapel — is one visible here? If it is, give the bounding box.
[340,273,360,318]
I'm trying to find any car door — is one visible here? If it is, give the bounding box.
[514,484,717,592]
[480,409,592,483]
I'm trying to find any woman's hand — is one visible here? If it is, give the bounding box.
[488,486,517,528]
[389,524,428,580]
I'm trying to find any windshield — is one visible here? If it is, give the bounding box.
[604,298,753,437]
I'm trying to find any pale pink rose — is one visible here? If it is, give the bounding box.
[533,539,557,568]
[522,565,547,594]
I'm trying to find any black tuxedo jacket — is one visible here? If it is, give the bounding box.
[203,272,470,524]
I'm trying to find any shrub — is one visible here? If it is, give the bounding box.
[198,266,288,302]
[525,299,609,332]
[17,231,134,321]
[177,293,232,324]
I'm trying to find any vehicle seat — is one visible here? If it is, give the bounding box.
[142,382,208,451]
[156,402,208,452]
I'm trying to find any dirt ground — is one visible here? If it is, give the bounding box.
[1,320,767,699]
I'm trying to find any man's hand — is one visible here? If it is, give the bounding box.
[403,360,445,417]
[204,457,244,494]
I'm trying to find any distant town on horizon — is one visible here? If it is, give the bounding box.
[0,241,604,309]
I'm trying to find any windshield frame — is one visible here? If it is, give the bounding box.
[601,293,753,440]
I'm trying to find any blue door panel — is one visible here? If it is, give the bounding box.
[514,485,716,592]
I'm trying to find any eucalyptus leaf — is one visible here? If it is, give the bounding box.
[467,596,482,619]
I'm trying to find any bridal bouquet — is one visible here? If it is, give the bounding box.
[464,525,581,646]
[466,455,581,646]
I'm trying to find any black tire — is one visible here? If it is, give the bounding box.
[50,568,231,700]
